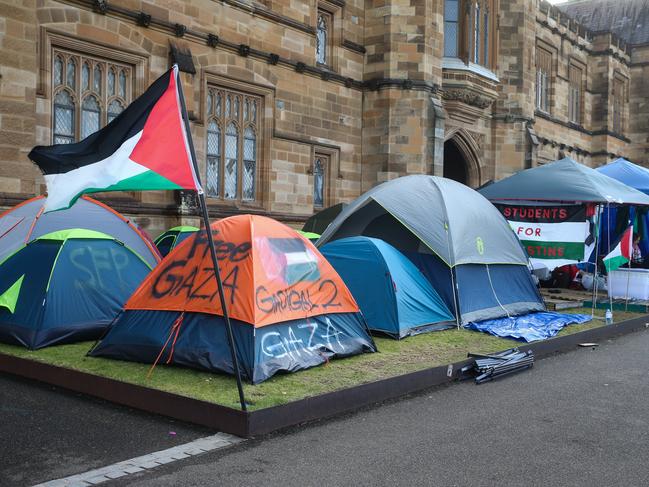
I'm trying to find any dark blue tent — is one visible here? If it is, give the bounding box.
[321,237,455,338]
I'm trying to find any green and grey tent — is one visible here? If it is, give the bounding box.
[298,230,321,242]
[303,203,346,235]
[154,225,199,256]
[0,196,160,349]
[317,175,545,325]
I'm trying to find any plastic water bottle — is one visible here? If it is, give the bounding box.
[605,309,613,325]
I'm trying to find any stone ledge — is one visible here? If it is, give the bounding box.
[1,315,647,438]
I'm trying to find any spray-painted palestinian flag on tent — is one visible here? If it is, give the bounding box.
[90,215,376,383]
[495,204,590,271]
[28,66,200,212]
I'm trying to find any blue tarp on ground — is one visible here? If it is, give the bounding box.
[465,312,592,342]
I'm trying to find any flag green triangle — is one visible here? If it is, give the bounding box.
[0,275,24,314]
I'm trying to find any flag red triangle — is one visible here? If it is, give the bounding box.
[129,70,198,190]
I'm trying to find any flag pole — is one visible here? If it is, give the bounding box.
[175,67,247,411]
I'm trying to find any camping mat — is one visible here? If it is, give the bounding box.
[465,312,591,342]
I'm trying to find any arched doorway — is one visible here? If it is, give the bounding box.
[443,139,469,184]
[443,130,482,187]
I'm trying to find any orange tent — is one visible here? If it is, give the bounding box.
[91,215,376,383]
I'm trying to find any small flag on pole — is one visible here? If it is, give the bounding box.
[603,226,633,272]
[29,65,201,212]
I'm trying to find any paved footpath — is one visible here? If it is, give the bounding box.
[0,373,233,486]
[112,328,649,487]
[3,327,649,486]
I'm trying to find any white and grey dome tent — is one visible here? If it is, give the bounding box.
[317,175,545,324]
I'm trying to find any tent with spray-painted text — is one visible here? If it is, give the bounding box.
[317,175,545,325]
[90,215,376,383]
[0,196,160,349]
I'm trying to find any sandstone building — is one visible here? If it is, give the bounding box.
[1,0,647,235]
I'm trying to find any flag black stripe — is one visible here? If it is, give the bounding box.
[29,69,172,175]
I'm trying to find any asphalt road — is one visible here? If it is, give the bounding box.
[112,328,649,487]
[0,374,212,486]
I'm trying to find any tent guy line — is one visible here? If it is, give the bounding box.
[32,432,244,487]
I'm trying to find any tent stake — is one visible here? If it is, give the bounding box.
[176,69,248,411]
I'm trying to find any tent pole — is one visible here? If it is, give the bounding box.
[176,68,247,411]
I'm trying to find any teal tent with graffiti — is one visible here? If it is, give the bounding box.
[0,196,160,349]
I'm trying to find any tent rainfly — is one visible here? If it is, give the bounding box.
[90,215,376,383]
[0,196,160,349]
[317,175,545,325]
[303,203,347,235]
[154,225,199,256]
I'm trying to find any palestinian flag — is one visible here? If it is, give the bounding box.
[29,65,201,212]
[604,226,633,272]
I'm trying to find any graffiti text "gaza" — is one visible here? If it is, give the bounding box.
[260,319,346,359]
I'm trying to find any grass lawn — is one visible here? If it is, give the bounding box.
[0,307,642,410]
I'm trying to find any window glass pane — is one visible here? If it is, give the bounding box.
[207,91,213,115]
[444,0,458,21]
[54,56,63,86]
[251,100,257,122]
[94,65,102,93]
[244,100,249,121]
[313,158,324,208]
[108,69,115,96]
[206,121,221,197]
[483,10,489,66]
[474,3,480,64]
[81,95,101,139]
[444,22,458,57]
[316,12,328,64]
[225,95,231,118]
[118,70,126,98]
[54,91,75,144]
[66,58,76,88]
[234,96,240,119]
[107,99,124,123]
[82,62,90,91]
[243,126,256,201]
[224,123,238,199]
[216,93,222,116]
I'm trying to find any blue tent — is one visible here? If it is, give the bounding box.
[596,158,649,195]
[0,229,153,349]
[321,237,455,338]
[0,196,159,349]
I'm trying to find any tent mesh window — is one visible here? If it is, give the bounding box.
[52,49,132,143]
[205,86,261,202]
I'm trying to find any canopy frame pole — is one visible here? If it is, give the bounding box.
[176,69,247,411]
[607,203,614,315]
[591,204,601,319]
